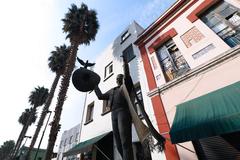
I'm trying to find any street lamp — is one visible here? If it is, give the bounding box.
[34,110,52,160]
[23,136,32,147]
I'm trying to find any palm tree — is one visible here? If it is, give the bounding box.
[45,3,99,159]
[25,45,69,159]
[0,140,15,160]
[11,108,37,158]
[13,86,48,159]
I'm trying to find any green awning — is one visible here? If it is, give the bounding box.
[63,132,110,157]
[170,81,240,144]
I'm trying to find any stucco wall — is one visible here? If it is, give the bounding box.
[137,0,240,159]
[144,0,239,87]
[79,21,145,143]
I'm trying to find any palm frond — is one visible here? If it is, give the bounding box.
[48,44,69,74]
[29,86,49,107]
[62,3,99,44]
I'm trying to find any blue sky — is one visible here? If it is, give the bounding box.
[0,0,176,150]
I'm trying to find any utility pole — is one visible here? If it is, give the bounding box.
[34,111,52,160]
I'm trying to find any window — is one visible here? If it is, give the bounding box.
[64,139,67,146]
[60,140,63,148]
[102,90,111,115]
[134,84,144,117]
[104,62,113,80]
[69,136,73,144]
[122,44,135,63]
[156,39,190,82]
[85,102,94,124]
[75,133,79,142]
[121,30,131,43]
[200,1,240,47]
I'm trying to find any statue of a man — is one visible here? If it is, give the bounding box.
[94,56,134,160]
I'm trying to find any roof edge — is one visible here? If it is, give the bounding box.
[135,0,191,46]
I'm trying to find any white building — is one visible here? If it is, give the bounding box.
[63,21,165,160]
[57,124,81,160]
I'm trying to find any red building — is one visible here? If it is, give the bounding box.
[135,0,240,159]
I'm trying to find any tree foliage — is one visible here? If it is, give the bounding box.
[26,45,69,159]
[48,44,70,74]
[45,3,99,159]
[18,108,37,126]
[0,140,15,160]
[29,86,49,107]
[62,3,99,45]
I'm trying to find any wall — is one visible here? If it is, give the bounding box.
[159,47,240,159]
[79,21,164,159]
[136,0,240,159]
[144,0,235,87]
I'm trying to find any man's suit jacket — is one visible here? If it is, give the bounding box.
[94,75,134,111]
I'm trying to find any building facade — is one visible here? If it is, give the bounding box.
[57,124,81,160]
[135,0,240,159]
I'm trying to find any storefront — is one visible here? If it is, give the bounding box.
[63,132,113,160]
[170,81,240,159]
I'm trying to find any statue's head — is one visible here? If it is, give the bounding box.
[116,74,124,86]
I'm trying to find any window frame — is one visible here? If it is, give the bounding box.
[122,44,136,63]
[84,102,94,125]
[60,140,63,148]
[156,39,190,82]
[69,135,73,144]
[200,1,240,47]
[121,30,131,44]
[133,83,144,118]
[75,132,79,142]
[104,61,114,81]
[64,138,67,146]
[101,89,111,116]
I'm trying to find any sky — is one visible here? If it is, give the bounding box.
[0,0,176,151]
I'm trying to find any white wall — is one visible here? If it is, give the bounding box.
[144,0,237,87]
[79,21,146,142]
[80,43,115,142]
[57,124,81,160]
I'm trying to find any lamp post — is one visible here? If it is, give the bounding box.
[23,136,32,147]
[34,110,52,160]
[18,136,31,159]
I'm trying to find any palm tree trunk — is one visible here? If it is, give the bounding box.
[10,125,25,158]
[25,74,61,160]
[45,43,79,160]
[12,122,31,158]
[12,106,37,159]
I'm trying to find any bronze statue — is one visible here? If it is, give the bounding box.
[94,56,134,160]
[72,56,165,160]
[72,58,100,92]
[77,57,95,68]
